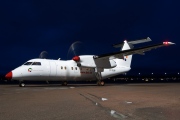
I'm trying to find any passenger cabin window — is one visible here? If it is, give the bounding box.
[71,67,73,70]
[24,62,33,65]
[61,66,63,69]
[64,66,66,70]
[75,67,77,70]
[32,62,41,65]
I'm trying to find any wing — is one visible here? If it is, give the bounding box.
[94,42,175,60]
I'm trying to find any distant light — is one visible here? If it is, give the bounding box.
[139,73,141,75]
[178,73,179,75]
[165,73,167,75]
[152,73,153,75]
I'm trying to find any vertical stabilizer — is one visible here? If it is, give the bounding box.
[115,40,132,68]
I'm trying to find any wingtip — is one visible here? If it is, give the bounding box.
[169,42,175,45]
[163,42,175,45]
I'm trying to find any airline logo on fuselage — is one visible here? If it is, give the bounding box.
[28,68,32,72]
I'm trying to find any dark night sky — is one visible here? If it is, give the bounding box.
[0,0,179,75]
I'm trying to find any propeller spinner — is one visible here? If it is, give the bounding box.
[72,56,80,62]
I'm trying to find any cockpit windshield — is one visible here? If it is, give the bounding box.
[23,62,33,65]
[32,62,41,65]
[23,62,41,65]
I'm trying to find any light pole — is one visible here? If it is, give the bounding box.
[178,73,179,80]
[124,73,127,81]
[151,73,154,80]
[165,73,167,81]
[139,73,141,79]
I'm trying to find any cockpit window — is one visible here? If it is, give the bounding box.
[24,62,33,65]
[32,62,41,65]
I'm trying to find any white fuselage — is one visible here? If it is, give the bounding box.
[5,38,175,84]
[11,58,130,82]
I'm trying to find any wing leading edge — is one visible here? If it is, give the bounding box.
[94,42,175,60]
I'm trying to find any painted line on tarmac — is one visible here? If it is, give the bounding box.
[44,87,68,90]
[80,93,127,120]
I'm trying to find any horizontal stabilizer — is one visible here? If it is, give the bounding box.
[128,37,152,44]
[113,37,152,48]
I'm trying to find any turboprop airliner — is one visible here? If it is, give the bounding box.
[5,37,175,87]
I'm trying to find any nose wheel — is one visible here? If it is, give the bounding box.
[19,81,25,87]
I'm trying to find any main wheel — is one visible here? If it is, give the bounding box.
[100,81,105,86]
[62,81,67,86]
[19,82,25,87]
[97,81,105,86]
[97,81,100,86]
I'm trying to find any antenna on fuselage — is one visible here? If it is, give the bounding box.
[39,51,48,59]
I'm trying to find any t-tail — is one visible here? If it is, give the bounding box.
[113,37,152,68]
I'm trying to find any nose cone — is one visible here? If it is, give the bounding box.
[5,72,12,80]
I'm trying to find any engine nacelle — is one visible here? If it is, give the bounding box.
[75,55,116,69]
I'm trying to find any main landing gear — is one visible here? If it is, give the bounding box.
[95,72,105,86]
[62,81,67,86]
[97,81,105,86]
[19,81,25,87]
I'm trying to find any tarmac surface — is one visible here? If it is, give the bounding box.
[0,83,180,120]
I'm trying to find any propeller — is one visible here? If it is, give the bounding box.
[39,51,48,59]
[67,41,85,60]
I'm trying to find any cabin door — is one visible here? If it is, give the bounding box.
[49,62,57,76]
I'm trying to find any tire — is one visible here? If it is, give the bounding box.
[19,83,25,87]
[100,81,105,86]
[97,81,100,86]
[62,81,67,86]
[97,81,105,86]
